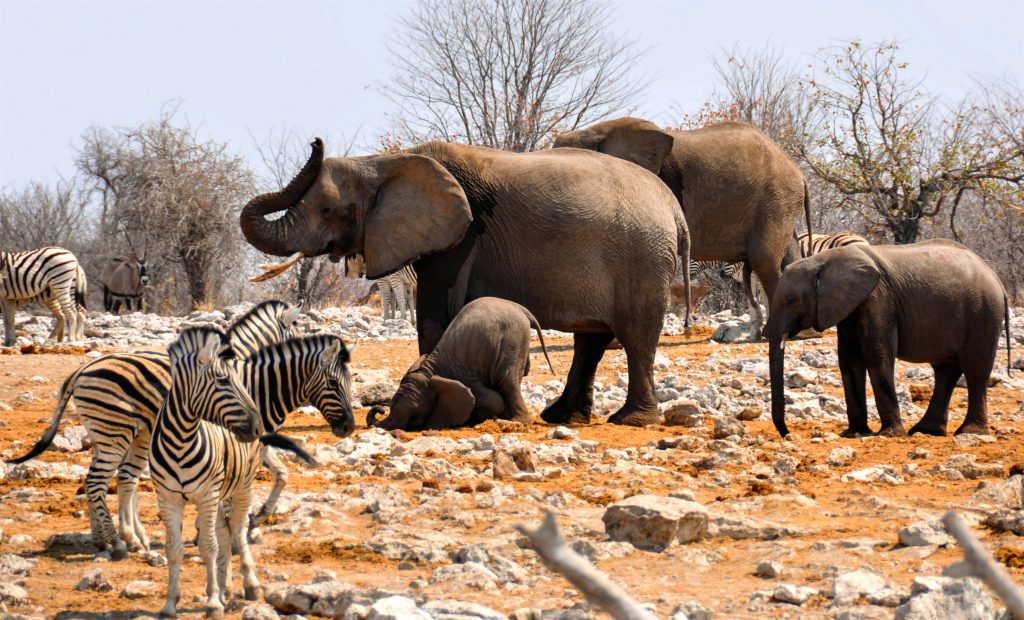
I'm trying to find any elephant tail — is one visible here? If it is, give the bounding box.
[1006,295,1013,377]
[526,311,555,375]
[802,179,813,258]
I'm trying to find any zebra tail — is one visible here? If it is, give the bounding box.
[76,269,87,310]
[526,312,555,375]
[260,433,318,467]
[1006,295,1013,377]
[6,364,84,464]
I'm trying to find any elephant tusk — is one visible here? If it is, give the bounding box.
[249,252,305,282]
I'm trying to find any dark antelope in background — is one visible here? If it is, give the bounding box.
[100,256,149,313]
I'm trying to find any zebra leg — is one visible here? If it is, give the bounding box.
[395,280,408,322]
[195,494,225,619]
[116,431,152,551]
[86,444,129,559]
[379,283,393,320]
[1,300,15,346]
[44,297,67,342]
[249,446,287,532]
[215,502,232,601]
[741,263,764,341]
[158,492,186,618]
[230,487,262,601]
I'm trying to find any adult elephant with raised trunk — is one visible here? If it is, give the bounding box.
[553,118,812,337]
[240,138,690,427]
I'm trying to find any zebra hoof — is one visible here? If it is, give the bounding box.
[206,606,225,620]
[110,544,129,561]
[243,586,263,601]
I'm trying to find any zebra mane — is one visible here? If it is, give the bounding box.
[170,326,228,364]
[225,300,291,338]
[243,333,350,364]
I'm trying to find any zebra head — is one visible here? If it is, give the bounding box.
[226,300,303,358]
[169,327,263,442]
[301,336,355,438]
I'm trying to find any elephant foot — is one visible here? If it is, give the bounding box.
[874,425,907,438]
[607,406,660,427]
[840,426,873,438]
[954,421,991,436]
[908,421,947,436]
[540,400,592,425]
[508,411,533,426]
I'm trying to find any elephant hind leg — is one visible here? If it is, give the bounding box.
[956,358,995,435]
[541,332,613,425]
[908,362,960,436]
[606,327,660,427]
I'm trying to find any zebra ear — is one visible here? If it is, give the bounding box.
[281,306,301,329]
[363,154,472,280]
[346,340,359,355]
[197,335,222,366]
[320,339,342,364]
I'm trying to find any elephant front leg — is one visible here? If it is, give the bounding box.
[467,384,506,425]
[908,362,960,436]
[541,332,613,425]
[865,352,906,437]
[837,329,872,437]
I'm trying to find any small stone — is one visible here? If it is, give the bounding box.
[756,560,783,578]
[827,446,857,467]
[120,579,158,599]
[736,406,761,421]
[549,426,578,440]
[713,417,746,439]
[663,400,704,427]
[833,569,887,605]
[366,595,431,619]
[895,576,993,619]
[908,447,930,460]
[898,519,953,547]
[493,444,538,480]
[602,494,708,551]
[241,602,280,620]
[0,582,29,606]
[772,583,817,605]
[786,368,818,388]
[76,568,112,592]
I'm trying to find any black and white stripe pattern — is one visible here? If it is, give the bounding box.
[688,232,870,283]
[150,327,265,619]
[0,247,87,346]
[378,265,417,325]
[6,301,307,558]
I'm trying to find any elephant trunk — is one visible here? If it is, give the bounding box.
[239,138,324,257]
[366,405,387,428]
[767,317,789,437]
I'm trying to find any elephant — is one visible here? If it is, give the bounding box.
[553,117,812,337]
[240,138,690,426]
[369,297,554,430]
[100,256,149,313]
[766,239,1011,438]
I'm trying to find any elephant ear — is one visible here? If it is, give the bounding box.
[364,154,472,279]
[425,376,475,429]
[814,247,881,331]
[599,126,674,174]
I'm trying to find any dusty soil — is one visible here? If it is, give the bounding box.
[1,327,1022,619]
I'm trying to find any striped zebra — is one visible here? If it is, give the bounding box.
[149,327,318,618]
[0,247,87,346]
[5,301,347,558]
[345,255,417,325]
[687,233,869,282]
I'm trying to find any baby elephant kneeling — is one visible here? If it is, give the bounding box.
[371,297,553,430]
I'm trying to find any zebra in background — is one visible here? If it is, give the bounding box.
[345,255,417,325]
[0,247,87,346]
[688,232,870,281]
[149,327,318,618]
[6,300,309,558]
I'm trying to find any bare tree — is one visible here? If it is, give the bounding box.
[0,180,93,253]
[385,0,648,152]
[78,105,256,311]
[798,40,1024,244]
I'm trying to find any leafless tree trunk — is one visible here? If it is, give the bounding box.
[385,0,648,152]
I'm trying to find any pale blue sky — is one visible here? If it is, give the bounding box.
[2,0,1022,187]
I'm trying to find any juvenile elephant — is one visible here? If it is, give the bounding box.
[240,138,690,426]
[369,297,553,430]
[554,117,811,337]
[766,240,1011,438]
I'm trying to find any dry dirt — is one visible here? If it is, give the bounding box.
[1,327,1023,619]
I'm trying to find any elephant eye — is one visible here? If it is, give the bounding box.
[320,205,331,216]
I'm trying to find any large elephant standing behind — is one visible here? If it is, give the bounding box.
[240,138,689,426]
[553,118,812,334]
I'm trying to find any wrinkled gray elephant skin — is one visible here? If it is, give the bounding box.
[370,297,554,430]
[239,139,690,427]
[766,239,1011,438]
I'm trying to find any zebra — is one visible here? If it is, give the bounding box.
[345,254,417,324]
[0,247,87,346]
[149,327,318,619]
[379,266,417,325]
[688,232,870,282]
[4,300,339,558]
